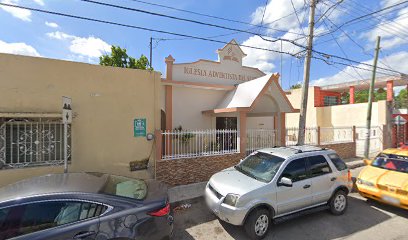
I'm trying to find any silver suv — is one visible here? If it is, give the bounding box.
[205,146,353,239]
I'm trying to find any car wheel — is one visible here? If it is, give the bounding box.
[244,208,270,240]
[329,190,348,215]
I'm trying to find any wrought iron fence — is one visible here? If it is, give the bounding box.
[0,119,71,169]
[161,129,238,160]
[285,127,318,146]
[320,127,354,144]
[246,129,278,154]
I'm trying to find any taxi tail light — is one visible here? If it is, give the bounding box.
[148,202,170,217]
[347,170,352,182]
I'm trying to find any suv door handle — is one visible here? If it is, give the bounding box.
[303,184,311,189]
[331,177,337,181]
[73,231,96,239]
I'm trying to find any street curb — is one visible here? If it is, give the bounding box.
[168,182,207,203]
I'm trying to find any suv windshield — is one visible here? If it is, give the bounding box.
[235,152,285,182]
[371,153,408,173]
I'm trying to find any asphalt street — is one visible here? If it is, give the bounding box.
[172,167,408,240]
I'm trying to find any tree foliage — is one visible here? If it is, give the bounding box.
[99,45,151,70]
[290,83,302,89]
[395,89,408,109]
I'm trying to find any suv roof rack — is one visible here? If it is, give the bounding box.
[285,146,327,154]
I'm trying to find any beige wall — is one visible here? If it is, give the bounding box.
[316,101,387,127]
[285,86,388,128]
[286,87,317,127]
[0,53,161,187]
[172,86,227,129]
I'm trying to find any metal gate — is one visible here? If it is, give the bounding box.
[355,126,383,158]
[0,119,71,169]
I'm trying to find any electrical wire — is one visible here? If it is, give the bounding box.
[0,2,400,77]
[78,0,404,75]
[316,0,408,37]
[126,0,301,35]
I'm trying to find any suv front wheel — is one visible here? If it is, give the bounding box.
[329,190,348,215]
[244,208,270,239]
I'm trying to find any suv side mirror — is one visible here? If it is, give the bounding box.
[278,177,293,187]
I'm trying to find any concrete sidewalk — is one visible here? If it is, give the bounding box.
[168,158,364,203]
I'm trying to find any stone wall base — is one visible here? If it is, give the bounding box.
[156,153,244,186]
[320,142,356,159]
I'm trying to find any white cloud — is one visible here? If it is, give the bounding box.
[47,31,111,60]
[0,0,45,21]
[381,0,405,7]
[361,7,408,49]
[0,40,40,56]
[312,51,408,86]
[241,0,334,73]
[0,0,31,21]
[45,21,58,28]
[33,0,44,6]
[241,25,327,73]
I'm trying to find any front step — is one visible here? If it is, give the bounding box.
[273,205,329,224]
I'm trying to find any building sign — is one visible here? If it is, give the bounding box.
[183,67,257,81]
[134,118,146,137]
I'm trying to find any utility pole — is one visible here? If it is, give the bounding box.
[297,0,316,145]
[149,37,153,69]
[364,36,381,159]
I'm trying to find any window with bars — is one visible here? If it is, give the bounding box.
[0,118,71,169]
[323,96,338,106]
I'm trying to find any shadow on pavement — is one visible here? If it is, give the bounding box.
[171,197,217,240]
[173,195,398,240]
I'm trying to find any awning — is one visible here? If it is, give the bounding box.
[202,73,296,115]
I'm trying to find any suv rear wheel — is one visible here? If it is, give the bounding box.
[244,208,270,240]
[329,190,348,215]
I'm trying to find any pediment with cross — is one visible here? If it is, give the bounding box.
[217,39,247,66]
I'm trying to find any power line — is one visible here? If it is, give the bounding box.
[0,2,298,56]
[0,2,400,77]
[290,0,307,36]
[96,0,309,37]
[346,0,408,35]
[79,0,404,75]
[322,14,398,73]
[79,0,314,48]
[320,17,366,81]
[315,0,343,24]
[126,0,299,35]
[259,0,269,33]
[331,0,408,39]
[316,0,408,37]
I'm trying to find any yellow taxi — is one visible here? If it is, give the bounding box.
[356,148,408,210]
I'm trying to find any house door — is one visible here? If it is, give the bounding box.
[216,117,237,151]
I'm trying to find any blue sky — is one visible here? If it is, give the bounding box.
[1,0,407,90]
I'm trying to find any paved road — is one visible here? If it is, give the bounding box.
[172,167,408,240]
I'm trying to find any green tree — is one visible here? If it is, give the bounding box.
[395,89,408,109]
[341,88,389,104]
[290,83,302,89]
[99,45,151,70]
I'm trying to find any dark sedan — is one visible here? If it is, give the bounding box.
[0,172,173,240]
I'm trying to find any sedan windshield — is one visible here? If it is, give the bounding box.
[371,153,408,173]
[236,152,285,182]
